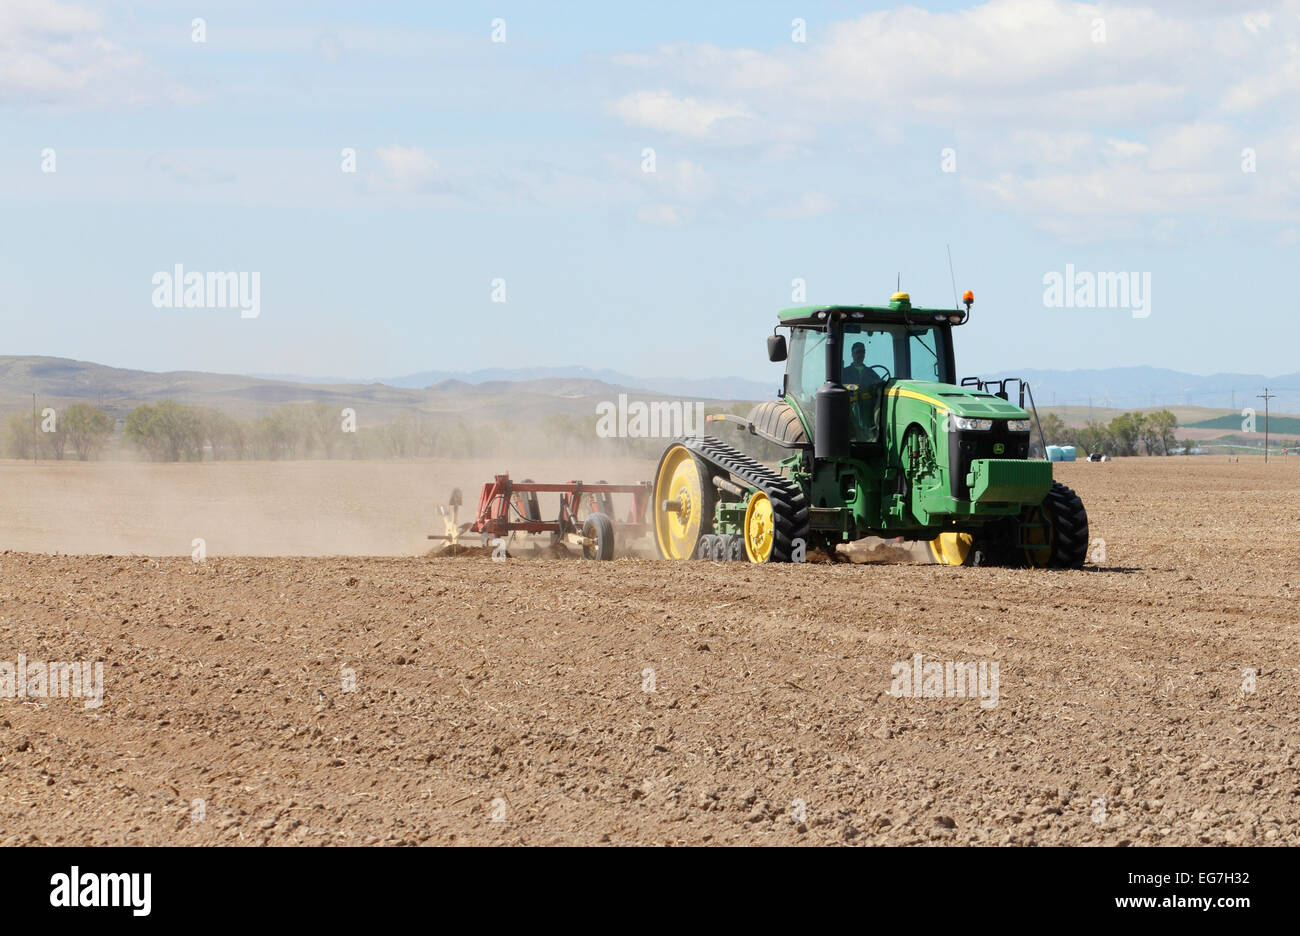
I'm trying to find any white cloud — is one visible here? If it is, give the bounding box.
[613,43,793,91]
[0,0,177,107]
[636,204,687,228]
[1105,139,1149,160]
[605,0,1300,237]
[611,1,1206,132]
[0,0,100,35]
[657,159,716,202]
[374,144,440,190]
[1243,11,1273,34]
[767,191,834,219]
[610,90,751,139]
[146,152,236,186]
[1146,123,1236,171]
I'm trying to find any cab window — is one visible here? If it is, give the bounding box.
[841,329,896,387]
[786,328,826,420]
[908,329,943,381]
[841,323,950,384]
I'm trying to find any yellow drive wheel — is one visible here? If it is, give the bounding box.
[928,531,974,566]
[743,491,775,563]
[653,444,710,559]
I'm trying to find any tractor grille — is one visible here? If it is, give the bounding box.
[948,423,1032,500]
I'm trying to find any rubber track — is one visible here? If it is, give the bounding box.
[678,436,810,563]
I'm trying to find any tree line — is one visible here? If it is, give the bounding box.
[2,400,729,462]
[4,400,1190,462]
[3,404,114,460]
[1035,409,1185,456]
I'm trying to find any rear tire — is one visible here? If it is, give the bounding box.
[582,512,615,561]
[1024,481,1088,569]
[747,400,809,446]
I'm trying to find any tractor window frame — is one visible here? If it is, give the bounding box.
[786,327,826,422]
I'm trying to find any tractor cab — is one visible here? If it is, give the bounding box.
[769,293,962,449]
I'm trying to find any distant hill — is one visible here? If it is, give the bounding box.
[256,362,1300,414]
[0,356,755,427]
[0,356,429,421]
[5,356,1297,437]
[975,365,1300,414]
[253,365,779,403]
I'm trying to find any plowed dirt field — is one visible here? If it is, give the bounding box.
[1,456,1297,845]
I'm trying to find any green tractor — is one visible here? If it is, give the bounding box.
[651,292,1088,567]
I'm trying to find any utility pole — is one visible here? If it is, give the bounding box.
[1258,387,1275,463]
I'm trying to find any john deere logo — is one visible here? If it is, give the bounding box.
[993,442,1006,455]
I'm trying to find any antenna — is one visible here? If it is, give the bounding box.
[896,272,900,293]
[946,244,959,309]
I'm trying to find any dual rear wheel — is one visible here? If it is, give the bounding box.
[928,481,1090,569]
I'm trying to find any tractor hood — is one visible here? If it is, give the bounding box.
[885,380,1030,420]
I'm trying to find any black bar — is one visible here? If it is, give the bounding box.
[0,845,1278,924]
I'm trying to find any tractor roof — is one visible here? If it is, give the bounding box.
[778,294,964,327]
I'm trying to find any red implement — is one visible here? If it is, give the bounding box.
[429,474,651,558]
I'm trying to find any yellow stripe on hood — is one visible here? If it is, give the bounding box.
[886,387,951,411]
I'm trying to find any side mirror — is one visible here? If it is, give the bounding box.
[767,334,787,362]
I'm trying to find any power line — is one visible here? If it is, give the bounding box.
[1258,387,1276,463]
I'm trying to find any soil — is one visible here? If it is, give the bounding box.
[1,456,1298,845]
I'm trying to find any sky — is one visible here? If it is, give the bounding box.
[3,0,1300,385]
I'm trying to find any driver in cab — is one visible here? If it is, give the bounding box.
[842,341,883,389]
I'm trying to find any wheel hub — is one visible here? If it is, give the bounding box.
[676,488,692,525]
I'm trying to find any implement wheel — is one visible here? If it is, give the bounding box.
[582,512,615,561]
[653,443,715,559]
